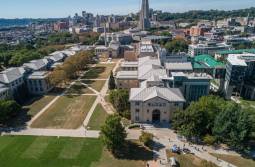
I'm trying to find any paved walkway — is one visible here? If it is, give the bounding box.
[128,126,238,167]
[1,61,120,138]
[83,59,122,127]
[2,127,100,138]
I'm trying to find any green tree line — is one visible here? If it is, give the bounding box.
[159,7,255,21]
[172,95,255,150]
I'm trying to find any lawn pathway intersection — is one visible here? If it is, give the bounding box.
[1,60,122,138]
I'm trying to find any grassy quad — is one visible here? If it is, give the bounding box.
[65,82,95,95]
[31,95,97,129]
[0,136,153,167]
[0,136,103,167]
[81,80,106,92]
[87,104,109,130]
[23,95,56,117]
[82,63,116,79]
[211,153,255,167]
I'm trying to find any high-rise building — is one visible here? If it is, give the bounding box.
[139,0,150,30]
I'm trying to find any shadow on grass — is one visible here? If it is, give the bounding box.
[66,83,89,94]
[82,66,106,79]
[49,87,65,95]
[114,141,154,161]
[82,80,96,85]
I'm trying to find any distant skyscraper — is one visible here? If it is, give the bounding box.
[139,0,150,30]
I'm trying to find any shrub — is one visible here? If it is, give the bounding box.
[203,134,216,145]
[139,132,154,148]
[128,124,140,129]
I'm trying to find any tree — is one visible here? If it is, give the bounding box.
[109,89,130,114]
[172,96,227,139]
[213,103,253,150]
[173,106,208,139]
[0,100,21,125]
[100,114,127,154]
[165,39,189,53]
[108,71,116,90]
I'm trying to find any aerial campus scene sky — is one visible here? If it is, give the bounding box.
[1,0,255,18]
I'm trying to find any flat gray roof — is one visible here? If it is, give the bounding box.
[165,62,193,71]
[116,71,138,79]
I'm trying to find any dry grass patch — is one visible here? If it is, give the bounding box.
[87,104,109,130]
[82,63,116,79]
[91,140,153,167]
[167,150,218,167]
[31,95,96,129]
[66,82,95,94]
[82,80,106,92]
[211,153,255,167]
[23,95,56,117]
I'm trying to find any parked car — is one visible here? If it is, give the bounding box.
[183,148,191,154]
[171,145,181,154]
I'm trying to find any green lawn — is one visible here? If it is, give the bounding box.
[0,136,103,167]
[0,136,153,167]
[82,64,116,79]
[31,95,96,129]
[66,82,95,94]
[241,99,255,108]
[91,140,153,167]
[87,104,109,130]
[211,153,255,167]
[167,150,218,167]
[23,95,56,117]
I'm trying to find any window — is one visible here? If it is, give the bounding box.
[174,103,179,107]
[136,109,140,113]
[147,110,149,113]
[135,102,140,106]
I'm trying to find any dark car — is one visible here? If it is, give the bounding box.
[183,148,191,154]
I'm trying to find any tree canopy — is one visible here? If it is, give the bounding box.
[0,100,21,125]
[164,39,189,53]
[100,114,127,154]
[108,71,116,90]
[109,89,130,114]
[158,8,255,21]
[213,103,253,149]
[172,95,254,149]
[49,50,94,86]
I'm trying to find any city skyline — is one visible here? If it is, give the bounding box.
[0,0,255,18]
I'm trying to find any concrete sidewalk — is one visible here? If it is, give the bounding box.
[2,127,100,138]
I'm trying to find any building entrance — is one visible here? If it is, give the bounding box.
[152,110,161,123]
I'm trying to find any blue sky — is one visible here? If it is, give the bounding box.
[1,0,255,18]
